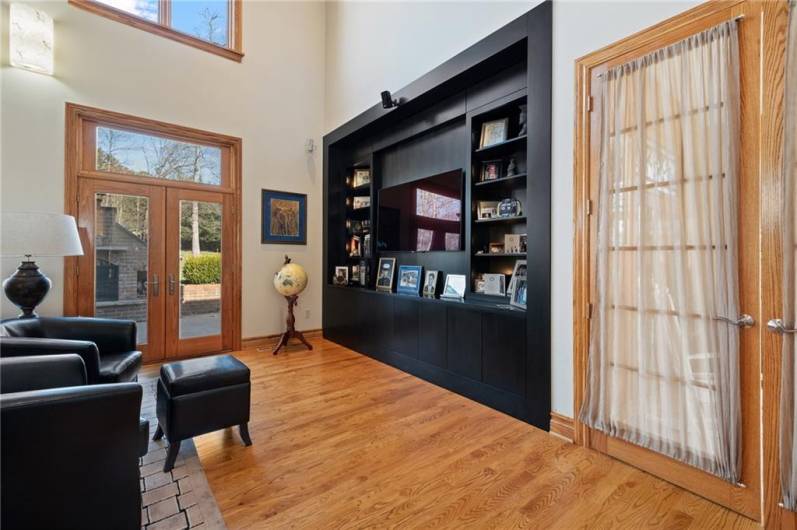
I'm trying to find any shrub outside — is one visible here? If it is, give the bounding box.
[182,253,221,284]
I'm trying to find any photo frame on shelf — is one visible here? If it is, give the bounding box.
[352,196,371,209]
[353,168,371,187]
[261,189,307,245]
[333,266,348,286]
[423,270,440,298]
[483,273,506,296]
[504,234,523,254]
[376,257,396,292]
[510,277,527,309]
[477,201,499,220]
[351,264,360,284]
[479,118,509,148]
[508,259,527,299]
[397,265,423,296]
[349,234,361,257]
[441,274,467,300]
[480,160,503,182]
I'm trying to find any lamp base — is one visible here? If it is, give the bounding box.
[3,260,51,319]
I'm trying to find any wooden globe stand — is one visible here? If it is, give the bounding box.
[272,294,313,355]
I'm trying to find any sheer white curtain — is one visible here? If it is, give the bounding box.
[780,0,797,511]
[580,21,742,482]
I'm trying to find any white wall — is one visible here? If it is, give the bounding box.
[324,0,699,416]
[1,0,326,340]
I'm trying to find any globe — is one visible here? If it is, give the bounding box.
[273,258,308,297]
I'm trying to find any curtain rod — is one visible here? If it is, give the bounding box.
[595,15,744,79]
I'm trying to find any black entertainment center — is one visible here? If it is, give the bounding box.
[322,3,552,429]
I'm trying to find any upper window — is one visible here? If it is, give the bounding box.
[96,126,222,185]
[72,106,239,191]
[69,0,242,61]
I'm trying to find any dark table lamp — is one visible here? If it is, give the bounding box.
[1,212,84,318]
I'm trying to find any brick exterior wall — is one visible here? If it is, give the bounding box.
[181,284,220,317]
[96,300,147,321]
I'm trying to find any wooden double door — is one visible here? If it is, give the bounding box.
[75,178,236,362]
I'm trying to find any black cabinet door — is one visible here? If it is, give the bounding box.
[392,297,419,358]
[447,306,482,381]
[482,312,526,395]
[324,287,357,348]
[418,303,447,368]
[360,293,393,355]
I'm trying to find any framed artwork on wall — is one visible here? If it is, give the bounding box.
[261,189,307,244]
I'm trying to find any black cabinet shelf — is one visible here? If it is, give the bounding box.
[473,173,527,188]
[474,216,526,224]
[347,207,370,217]
[473,135,527,156]
[325,283,524,314]
[473,252,526,258]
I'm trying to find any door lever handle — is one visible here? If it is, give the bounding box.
[713,314,755,328]
[148,274,159,297]
[168,274,177,295]
[767,319,797,335]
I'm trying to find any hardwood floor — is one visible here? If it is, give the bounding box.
[188,337,759,529]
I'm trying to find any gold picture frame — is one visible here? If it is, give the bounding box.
[479,118,509,148]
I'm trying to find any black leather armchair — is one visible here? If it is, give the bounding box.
[0,317,142,384]
[0,354,148,530]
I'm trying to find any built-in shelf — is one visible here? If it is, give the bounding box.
[468,291,514,306]
[326,283,525,313]
[349,183,371,192]
[348,206,371,215]
[474,135,527,155]
[474,173,527,187]
[474,215,526,224]
[473,252,526,257]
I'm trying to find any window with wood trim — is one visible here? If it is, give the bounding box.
[69,0,243,61]
[72,106,239,193]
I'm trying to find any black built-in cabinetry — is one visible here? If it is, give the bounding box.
[323,2,551,429]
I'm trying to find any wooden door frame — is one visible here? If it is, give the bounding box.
[762,1,797,528]
[571,0,789,522]
[64,103,242,355]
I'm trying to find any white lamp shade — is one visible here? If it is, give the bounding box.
[1,212,84,258]
[10,3,55,75]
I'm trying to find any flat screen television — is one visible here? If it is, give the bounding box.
[377,169,464,252]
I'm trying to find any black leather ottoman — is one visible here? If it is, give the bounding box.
[153,354,251,472]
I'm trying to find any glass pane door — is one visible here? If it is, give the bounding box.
[93,193,151,343]
[165,188,230,357]
[77,179,165,362]
[178,199,222,339]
